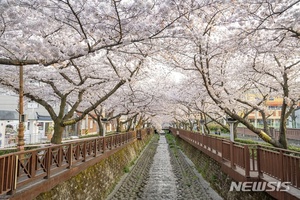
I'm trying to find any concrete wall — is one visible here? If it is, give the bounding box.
[175,137,274,200]
[34,135,153,200]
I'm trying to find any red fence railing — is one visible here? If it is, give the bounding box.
[0,128,153,196]
[170,127,300,191]
[236,127,300,141]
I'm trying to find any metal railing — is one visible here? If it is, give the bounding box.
[0,129,152,196]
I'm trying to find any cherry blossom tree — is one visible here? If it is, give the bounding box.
[0,0,199,144]
[162,1,300,148]
[0,51,143,143]
[1,0,298,149]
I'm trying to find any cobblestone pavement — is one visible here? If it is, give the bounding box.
[107,134,223,200]
[140,136,177,200]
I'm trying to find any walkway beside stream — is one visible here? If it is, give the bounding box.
[107,134,222,200]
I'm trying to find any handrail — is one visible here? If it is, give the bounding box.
[169,127,300,190]
[0,128,153,196]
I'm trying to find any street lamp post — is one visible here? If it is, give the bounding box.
[18,65,25,151]
[226,118,237,142]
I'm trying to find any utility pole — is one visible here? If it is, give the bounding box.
[18,64,25,151]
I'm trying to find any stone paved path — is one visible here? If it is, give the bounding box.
[107,134,223,200]
[140,136,177,199]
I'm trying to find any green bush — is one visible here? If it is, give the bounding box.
[234,138,259,145]
[288,145,300,152]
[79,133,99,139]
[207,123,228,133]
[123,166,130,173]
[234,138,300,153]
[0,149,17,156]
[0,146,41,156]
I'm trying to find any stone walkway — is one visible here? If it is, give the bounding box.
[107,134,223,200]
[140,136,177,199]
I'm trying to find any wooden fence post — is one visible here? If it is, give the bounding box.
[8,155,18,195]
[230,142,235,169]
[279,150,284,181]
[103,137,106,153]
[30,151,37,178]
[244,145,250,178]
[94,139,97,157]
[67,143,72,168]
[45,148,52,179]
[257,145,263,178]
[83,142,86,162]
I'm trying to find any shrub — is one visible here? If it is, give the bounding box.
[288,145,300,152]
[207,123,228,133]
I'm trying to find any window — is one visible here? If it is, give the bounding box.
[38,122,44,130]
[268,106,282,110]
[45,122,50,136]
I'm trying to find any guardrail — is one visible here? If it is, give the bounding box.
[170,127,300,200]
[0,128,152,196]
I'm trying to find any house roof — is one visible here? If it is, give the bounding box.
[36,112,52,121]
[0,110,19,120]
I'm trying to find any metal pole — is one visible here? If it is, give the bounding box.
[103,122,106,137]
[230,123,234,142]
[18,65,25,151]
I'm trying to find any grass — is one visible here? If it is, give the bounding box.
[165,133,175,144]
[123,166,130,173]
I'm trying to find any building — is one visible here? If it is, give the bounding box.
[246,95,300,129]
[0,110,19,147]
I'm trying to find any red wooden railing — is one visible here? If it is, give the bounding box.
[0,129,152,196]
[170,127,300,197]
[236,127,300,141]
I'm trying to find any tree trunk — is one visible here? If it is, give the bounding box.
[230,112,284,148]
[132,115,137,130]
[51,122,65,144]
[260,111,271,135]
[204,123,210,134]
[279,105,288,149]
[126,118,133,132]
[188,120,193,131]
[233,123,238,139]
[176,121,179,129]
[97,121,104,136]
[277,65,289,149]
[183,123,187,130]
[196,120,200,131]
[116,117,121,132]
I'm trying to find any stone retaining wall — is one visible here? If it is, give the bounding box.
[175,136,274,200]
[34,135,153,200]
